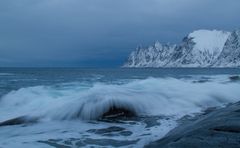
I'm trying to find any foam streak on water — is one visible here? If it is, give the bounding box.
[0,73,240,147]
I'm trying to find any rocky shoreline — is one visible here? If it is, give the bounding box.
[145,101,240,148]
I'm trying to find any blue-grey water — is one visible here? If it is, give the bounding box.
[0,68,240,148]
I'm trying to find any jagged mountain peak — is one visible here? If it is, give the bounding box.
[123,42,176,67]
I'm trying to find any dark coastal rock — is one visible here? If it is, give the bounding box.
[0,116,38,126]
[145,102,240,148]
[101,106,136,120]
[229,75,240,81]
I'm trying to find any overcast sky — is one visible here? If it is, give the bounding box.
[0,0,240,67]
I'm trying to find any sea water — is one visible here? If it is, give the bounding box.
[0,68,240,148]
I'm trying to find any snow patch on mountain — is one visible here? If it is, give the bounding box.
[189,30,230,55]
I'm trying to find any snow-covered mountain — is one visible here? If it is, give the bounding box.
[123,29,240,68]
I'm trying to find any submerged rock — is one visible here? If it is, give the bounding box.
[87,126,133,137]
[145,102,240,148]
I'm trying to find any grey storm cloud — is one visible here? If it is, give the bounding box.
[0,0,240,67]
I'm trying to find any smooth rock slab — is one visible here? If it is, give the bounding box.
[145,102,240,148]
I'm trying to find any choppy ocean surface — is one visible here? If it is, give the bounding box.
[0,68,240,148]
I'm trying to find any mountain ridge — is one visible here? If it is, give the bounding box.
[123,29,240,68]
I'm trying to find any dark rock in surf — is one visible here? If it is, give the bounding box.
[0,116,38,127]
[229,75,240,81]
[145,102,240,148]
[101,106,136,120]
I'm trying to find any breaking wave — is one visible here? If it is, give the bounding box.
[0,77,240,122]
